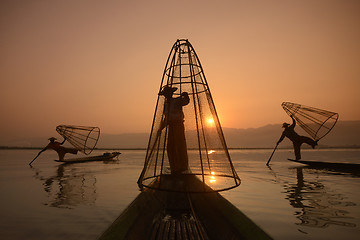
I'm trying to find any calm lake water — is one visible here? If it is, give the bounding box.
[0,149,359,240]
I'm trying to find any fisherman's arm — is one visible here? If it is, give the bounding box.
[159,116,167,130]
[159,102,168,130]
[181,92,190,106]
[290,115,296,128]
[277,133,285,145]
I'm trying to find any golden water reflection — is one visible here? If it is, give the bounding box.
[208,150,216,154]
[209,171,216,183]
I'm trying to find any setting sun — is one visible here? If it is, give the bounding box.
[206,118,215,126]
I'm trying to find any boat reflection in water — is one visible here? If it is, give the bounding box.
[31,164,97,208]
[284,168,356,230]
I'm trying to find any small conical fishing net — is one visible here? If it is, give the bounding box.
[56,125,100,155]
[137,39,240,193]
[282,102,339,141]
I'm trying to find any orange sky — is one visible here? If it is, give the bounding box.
[1,0,359,143]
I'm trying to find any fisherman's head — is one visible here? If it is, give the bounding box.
[159,86,177,98]
[282,123,290,128]
[48,137,57,142]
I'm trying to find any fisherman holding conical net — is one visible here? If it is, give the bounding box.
[267,102,338,165]
[29,125,100,165]
[137,39,241,192]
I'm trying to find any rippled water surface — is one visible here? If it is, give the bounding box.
[0,149,359,239]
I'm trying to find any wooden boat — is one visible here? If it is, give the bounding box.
[99,175,273,240]
[288,159,360,171]
[54,152,120,163]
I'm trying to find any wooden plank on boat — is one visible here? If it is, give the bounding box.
[99,175,273,240]
[54,152,120,163]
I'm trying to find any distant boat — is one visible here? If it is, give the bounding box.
[99,175,273,240]
[55,152,120,163]
[288,159,360,171]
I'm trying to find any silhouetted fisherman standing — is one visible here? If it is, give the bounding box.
[277,115,318,160]
[159,86,190,174]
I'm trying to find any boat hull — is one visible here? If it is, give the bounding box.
[55,152,120,163]
[99,175,273,240]
[288,159,360,171]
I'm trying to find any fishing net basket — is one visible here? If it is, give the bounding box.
[282,102,339,141]
[137,39,241,193]
[56,125,100,155]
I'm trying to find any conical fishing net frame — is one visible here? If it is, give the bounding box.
[137,39,240,193]
[56,125,100,155]
[282,102,339,141]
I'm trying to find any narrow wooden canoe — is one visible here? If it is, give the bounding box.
[288,159,360,171]
[54,152,120,163]
[99,175,273,240]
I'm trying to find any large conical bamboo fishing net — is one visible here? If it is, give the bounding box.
[282,102,339,141]
[137,39,240,193]
[56,125,100,155]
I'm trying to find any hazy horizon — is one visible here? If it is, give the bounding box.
[2,120,359,149]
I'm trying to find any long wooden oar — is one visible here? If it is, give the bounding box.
[29,149,45,165]
[266,143,278,166]
[29,153,40,166]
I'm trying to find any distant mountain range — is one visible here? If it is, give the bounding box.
[2,121,359,149]
[96,120,360,149]
[222,120,360,148]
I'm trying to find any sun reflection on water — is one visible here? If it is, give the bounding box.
[210,171,216,183]
[208,150,216,154]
